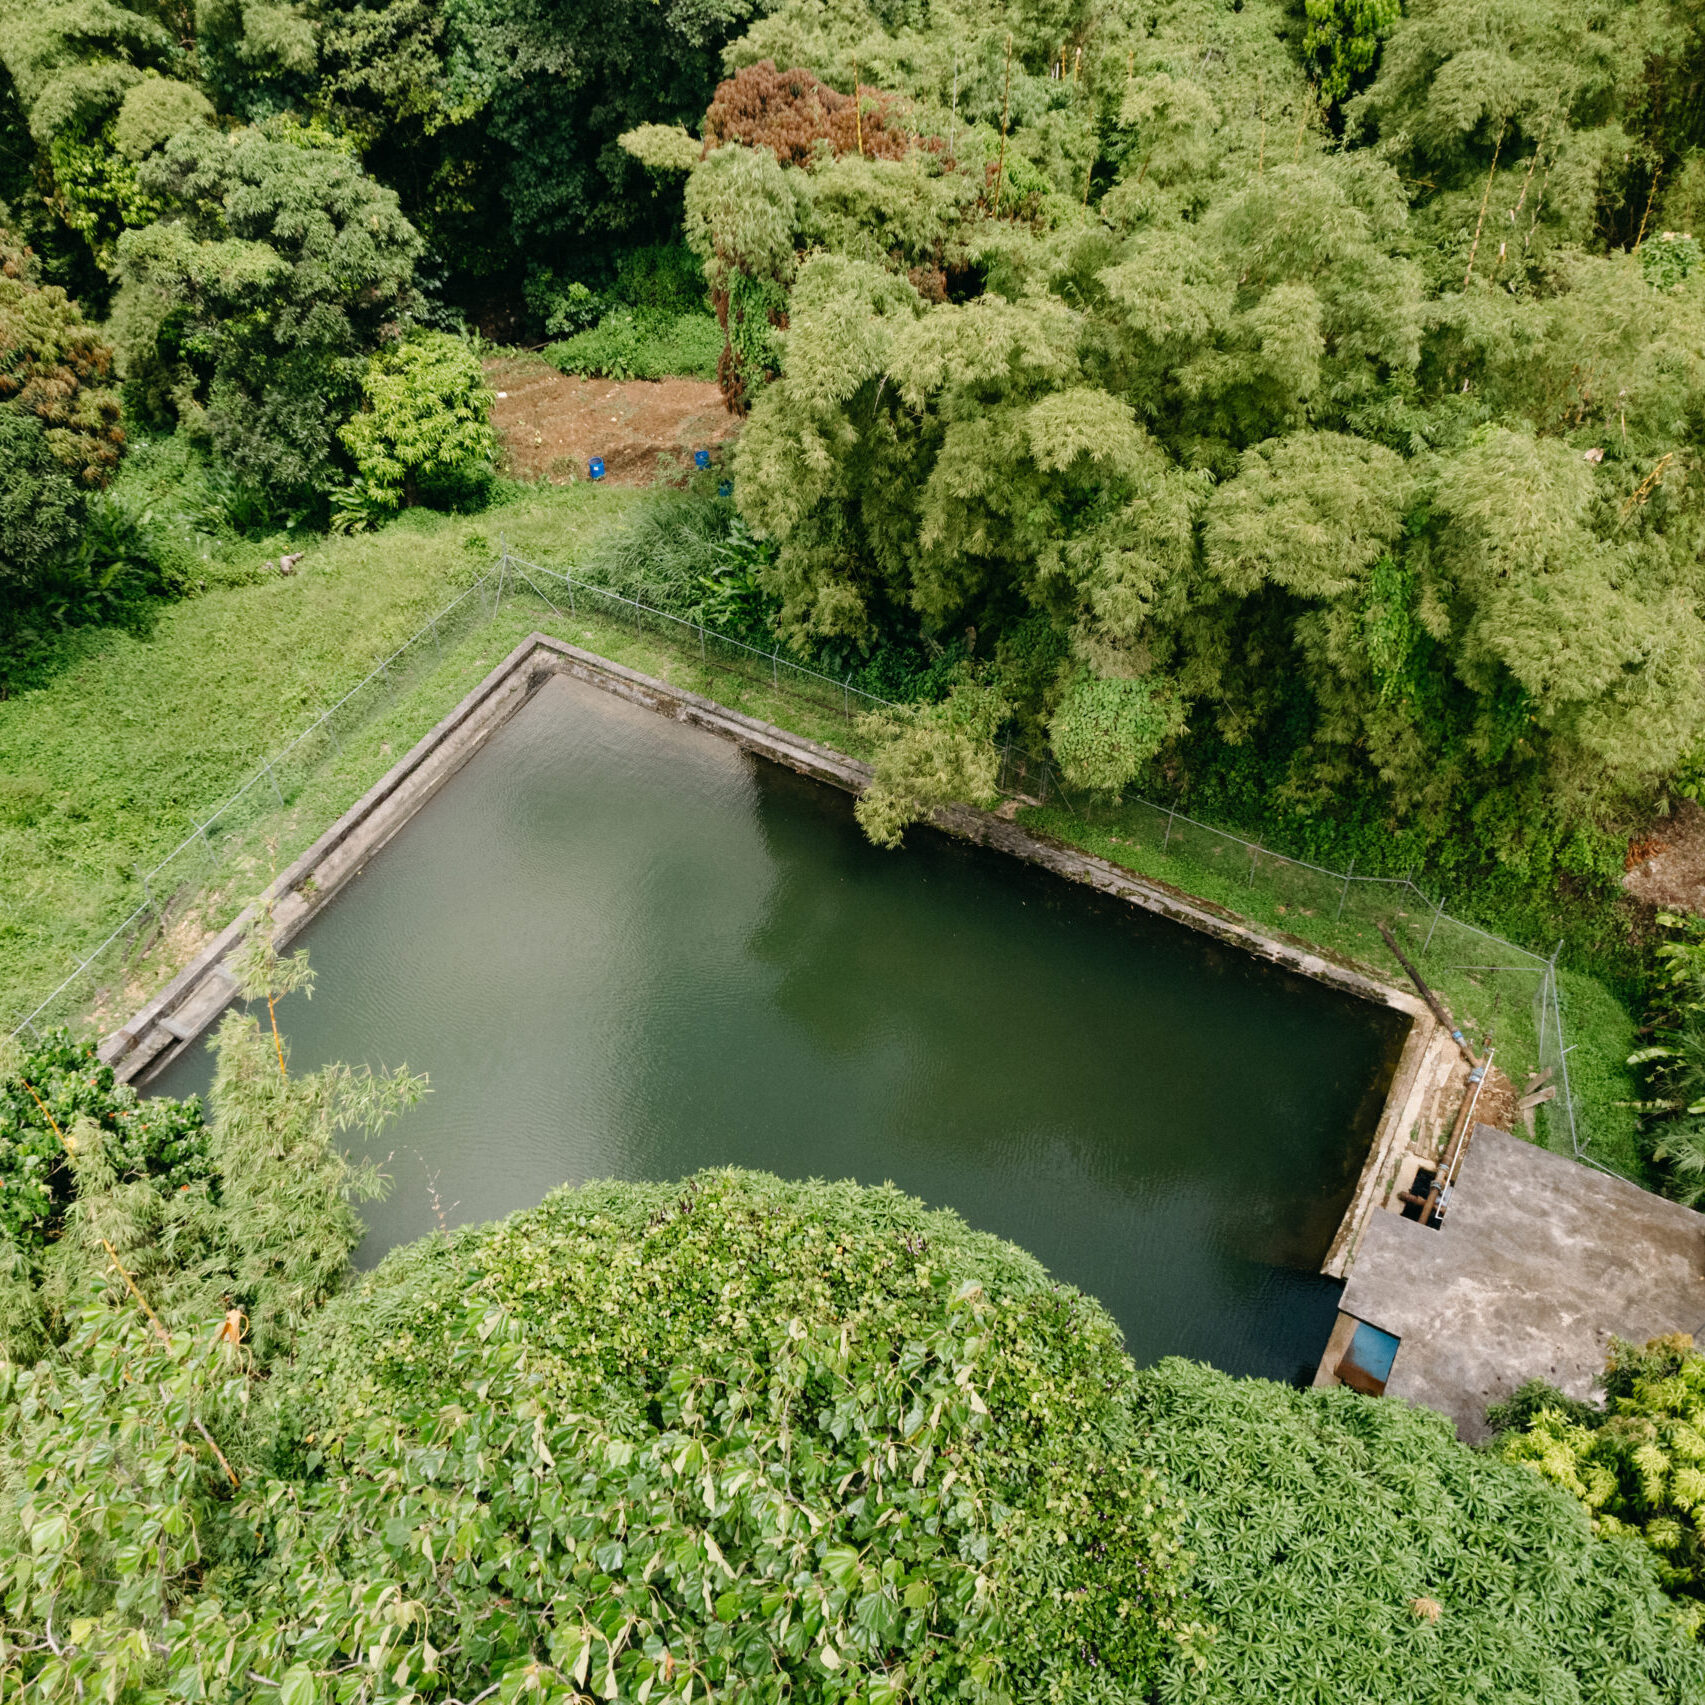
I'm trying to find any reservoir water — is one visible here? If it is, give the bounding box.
[148,672,1407,1381]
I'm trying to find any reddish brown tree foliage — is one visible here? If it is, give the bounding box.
[703,62,918,166]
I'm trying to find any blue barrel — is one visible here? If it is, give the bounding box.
[589,457,605,481]
[694,448,711,469]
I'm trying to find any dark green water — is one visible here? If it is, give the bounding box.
[149,673,1406,1382]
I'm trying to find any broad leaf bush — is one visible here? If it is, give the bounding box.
[337,331,498,526]
[7,1160,1705,1701]
[271,1170,1193,1703]
[1049,675,1185,796]
[0,1166,1194,1703]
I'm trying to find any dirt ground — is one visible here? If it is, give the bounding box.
[1623,798,1705,915]
[486,356,740,486]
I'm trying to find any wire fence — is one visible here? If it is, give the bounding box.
[1048,790,1586,1169]
[10,545,1593,1178]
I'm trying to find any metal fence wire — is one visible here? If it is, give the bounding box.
[9,547,1592,1179]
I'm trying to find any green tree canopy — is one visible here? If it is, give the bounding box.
[113,122,421,520]
[699,0,1705,875]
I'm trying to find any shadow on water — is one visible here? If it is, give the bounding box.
[147,672,1407,1383]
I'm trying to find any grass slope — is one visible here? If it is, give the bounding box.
[0,488,636,1029]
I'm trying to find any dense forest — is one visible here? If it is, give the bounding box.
[9,0,1705,854]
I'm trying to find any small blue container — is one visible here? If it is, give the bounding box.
[1346,1321,1400,1384]
[718,481,732,498]
[589,457,605,481]
[693,448,711,470]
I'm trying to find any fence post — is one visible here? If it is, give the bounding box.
[1248,845,1258,886]
[430,616,440,657]
[265,759,283,807]
[566,571,576,617]
[1422,894,1444,954]
[1163,806,1175,851]
[198,824,217,868]
[1039,765,1049,805]
[134,863,152,907]
[1334,853,1355,922]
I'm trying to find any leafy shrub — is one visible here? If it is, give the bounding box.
[0,931,419,1366]
[44,116,162,272]
[0,1026,206,1255]
[9,1157,1703,1703]
[610,241,711,317]
[1642,231,1702,291]
[1303,0,1402,111]
[0,462,193,687]
[1137,1357,1705,1698]
[1627,911,1705,1202]
[855,671,1008,849]
[527,243,710,339]
[544,308,725,381]
[336,330,497,527]
[1501,1336,1705,1631]
[578,484,777,640]
[0,1166,1191,1703]
[1049,674,1185,795]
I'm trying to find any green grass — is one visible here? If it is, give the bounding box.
[0,487,641,1032]
[1,501,1648,1185]
[543,310,724,382]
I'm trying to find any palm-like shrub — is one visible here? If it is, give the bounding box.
[1144,1358,1705,1697]
[1502,1336,1705,1633]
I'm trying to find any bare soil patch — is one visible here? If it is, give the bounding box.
[1623,798,1705,916]
[487,356,739,487]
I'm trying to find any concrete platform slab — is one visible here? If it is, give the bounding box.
[1340,1126,1705,1441]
